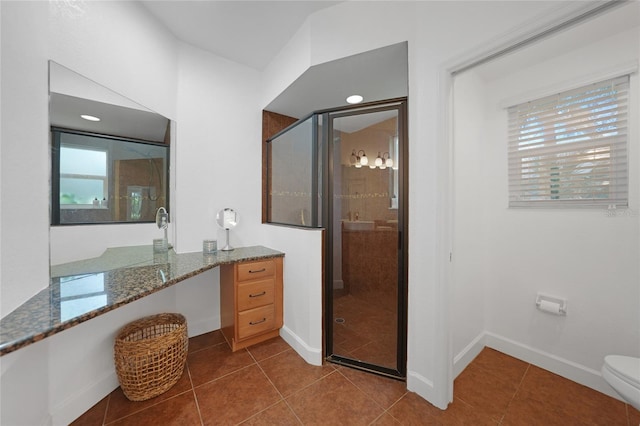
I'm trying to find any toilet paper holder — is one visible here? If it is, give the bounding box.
[536,293,567,315]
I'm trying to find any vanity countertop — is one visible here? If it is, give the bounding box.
[0,245,284,356]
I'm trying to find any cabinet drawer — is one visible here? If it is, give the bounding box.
[237,260,275,282]
[238,305,275,339]
[238,279,274,311]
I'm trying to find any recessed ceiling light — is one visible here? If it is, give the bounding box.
[80,114,101,122]
[346,95,363,104]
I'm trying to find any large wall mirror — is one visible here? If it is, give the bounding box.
[49,61,174,270]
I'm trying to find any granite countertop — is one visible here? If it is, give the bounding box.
[0,245,284,356]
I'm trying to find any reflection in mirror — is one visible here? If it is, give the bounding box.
[49,61,174,271]
[49,63,170,225]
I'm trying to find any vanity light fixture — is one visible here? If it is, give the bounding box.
[80,114,101,122]
[374,152,383,167]
[350,149,357,165]
[351,149,369,168]
[358,150,368,166]
[346,94,363,104]
[351,151,395,170]
[383,152,394,168]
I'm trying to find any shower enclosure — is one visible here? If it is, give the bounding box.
[267,99,407,379]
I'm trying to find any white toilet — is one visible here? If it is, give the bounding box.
[602,355,640,410]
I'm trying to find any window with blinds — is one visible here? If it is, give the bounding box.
[508,75,629,208]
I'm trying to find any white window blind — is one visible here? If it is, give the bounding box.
[508,75,629,208]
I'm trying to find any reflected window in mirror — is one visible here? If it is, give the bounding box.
[55,273,108,322]
[51,128,169,225]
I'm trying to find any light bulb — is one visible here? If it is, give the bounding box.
[375,152,383,167]
[346,95,363,104]
[386,158,394,167]
[360,153,368,166]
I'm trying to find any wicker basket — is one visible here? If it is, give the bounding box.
[114,313,188,401]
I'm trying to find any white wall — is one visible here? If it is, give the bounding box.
[262,225,324,365]
[453,16,640,398]
[451,70,489,376]
[1,0,180,317]
[1,2,214,424]
[174,42,264,253]
[1,0,50,319]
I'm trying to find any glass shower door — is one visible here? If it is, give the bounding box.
[325,102,406,378]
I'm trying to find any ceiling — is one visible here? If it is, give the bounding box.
[50,61,170,142]
[266,42,408,119]
[140,1,342,71]
[115,1,638,124]
[141,1,408,120]
[50,93,169,142]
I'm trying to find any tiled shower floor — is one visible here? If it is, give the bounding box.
[332,293,398,369]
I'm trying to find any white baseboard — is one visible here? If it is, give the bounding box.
[451,331,622,401]
[484,332,621,401]
[453,332,487,378]
[51,370,119,426]
[280,325,323,366]
[407,370,440,407]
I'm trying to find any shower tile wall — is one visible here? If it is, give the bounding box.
[342,226,398,312]
[340,166,397,223]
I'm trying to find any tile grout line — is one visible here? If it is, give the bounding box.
[378,391,411,424]
[335,366,406,413]
[188,339,227,356]
[190,349,258,391]
[248,347,305,425]
[241,349,303,424]
[278,369,345,424]
[103,386,194,424]
[249,346,294,364]
[187,334,224,425]
[186,363,205,426]
[100,393,111,426]
[498,363,532,425]
[334,367,413,424]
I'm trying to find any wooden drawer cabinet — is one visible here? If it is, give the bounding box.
[220,257,283,351]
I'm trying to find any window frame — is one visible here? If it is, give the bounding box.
[507,75,630,209]
[51,127,170,225]
[58,144,109,209]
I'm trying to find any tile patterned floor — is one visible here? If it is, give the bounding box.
[72,332,640,425]
[332,293,398,370]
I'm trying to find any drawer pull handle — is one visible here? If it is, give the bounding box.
[249,268,267,274]
[250,318,267,326]
[249,291,266,298]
